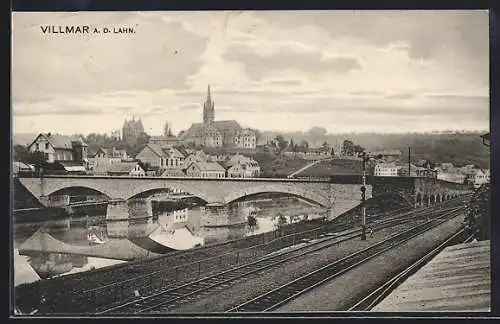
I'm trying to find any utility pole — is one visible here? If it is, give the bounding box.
[408,146,411,177]
[361,152,367,240]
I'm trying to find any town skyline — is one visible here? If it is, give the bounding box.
[12,11,489,135]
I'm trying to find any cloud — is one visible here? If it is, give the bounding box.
[385,93,415,100]
[11,11,489,135]
[176,103,201,111]
[267,79,303,86]
[12,12,209,102]
[426,94,489,101]
[223,44,362,80]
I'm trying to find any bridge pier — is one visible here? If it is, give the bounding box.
[106,199,153,238]
[199,203,247,245]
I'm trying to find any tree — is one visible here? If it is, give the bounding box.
[13,145,29,162]
[274,135,288,155]
[247,215,258,232]
[252,128,262,143]
[308,126,328,136]
[24,151,47,175]
[342,140,355,156]
[138,161,152,172]
[353,144,365,155]
[297,140,309,153]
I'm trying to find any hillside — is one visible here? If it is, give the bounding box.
[13,131,490,170]
[259,131,490,169]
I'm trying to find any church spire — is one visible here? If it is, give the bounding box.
[203,84,215,125]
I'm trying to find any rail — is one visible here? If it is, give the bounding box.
[347,227,474,311]
[225,208,463,313]
[98,205,463,314]
[18,197,469,314]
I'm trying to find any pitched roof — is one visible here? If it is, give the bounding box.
[162,147,185,159]
[108,162,142,173]
[29,133,87,150]
[161,169,186,177]
[188,161,225,172]
[213,120,242,131]
[56,161,87,172]
[181,123,204,139]
[182,120,243,140]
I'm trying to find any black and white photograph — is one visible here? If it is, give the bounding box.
[11,10,491,315]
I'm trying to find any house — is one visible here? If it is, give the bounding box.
[374,163,401,177]
[397,164,436,178]
[149,135,181,148]
[225,154,261,178]
[368,149,403,163]
[465,168,490,188]
[234,128,257,149]
[87,147,125,175]
[27,133,88,164]
[185,161,226,178]
[437,170,467,184]
[135,144,186,170]
[182,150,209,168]
[43,161,87,175]
[107,162,145,177]
[160,169,186,177]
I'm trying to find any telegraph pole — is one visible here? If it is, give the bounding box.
[361,152,367,240]
[408,146,411,177]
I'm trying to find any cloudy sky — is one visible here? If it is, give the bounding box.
[12,10,489,135]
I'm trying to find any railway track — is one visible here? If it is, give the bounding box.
[23,197,468,314]
[99,205,464,314]
[225,208,464,313]
[347,227,474,311]
[53,203,444,311]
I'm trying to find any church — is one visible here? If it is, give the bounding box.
[180,85,257,149]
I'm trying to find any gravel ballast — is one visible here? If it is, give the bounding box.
[274,213,465,312]
[161,218,439,313]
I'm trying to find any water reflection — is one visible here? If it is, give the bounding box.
[13,194,326,284]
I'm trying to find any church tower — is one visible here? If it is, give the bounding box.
[203,84,215,125]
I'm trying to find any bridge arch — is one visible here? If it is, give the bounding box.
[223,184,332,208]
[423,194,429,207]
[416,193,422,207]
[44,185,115,200]
[430,195,436,205]
[125,182,212,203]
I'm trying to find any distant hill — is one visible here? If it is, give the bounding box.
[259,131,490,169]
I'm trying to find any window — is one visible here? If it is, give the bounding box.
[45,143,49,149]
[36,143,39,150]
[44,153,49,160]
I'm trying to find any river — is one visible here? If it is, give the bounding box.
[13,194,326,285]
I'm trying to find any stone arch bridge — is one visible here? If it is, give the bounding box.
[369,176,474,208]
[17,176,373,225]
[17,175,472,232]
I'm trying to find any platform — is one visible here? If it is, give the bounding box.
[372,240,490,312]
